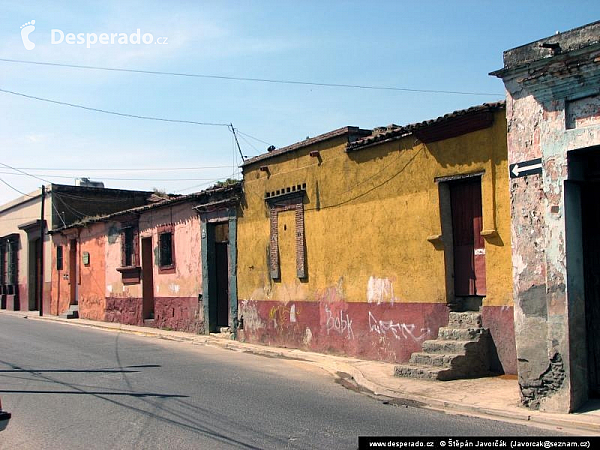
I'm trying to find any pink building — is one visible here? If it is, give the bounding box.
[50,184,241,333]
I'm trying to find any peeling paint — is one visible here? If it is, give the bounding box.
[240,300,265,332]
[367,276,397,304]
[303,327,313,345]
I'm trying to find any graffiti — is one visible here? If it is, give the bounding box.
[240,300,265,332]
[303,327,313,346]
[269,303,298,328]
[367,276,397,304]
[368,311,430,342]
[325,305,354,340]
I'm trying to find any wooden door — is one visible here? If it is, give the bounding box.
[450,178,486,296]
[69,239,78,305]
[34,238,41,310]
[141,237,154,320]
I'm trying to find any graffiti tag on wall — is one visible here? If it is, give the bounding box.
[368,311,430,342]
[269,303,298,328]
[325,305,354,340]
[367,276,397,304]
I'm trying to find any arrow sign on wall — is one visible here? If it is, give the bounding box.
[509,158,542,178]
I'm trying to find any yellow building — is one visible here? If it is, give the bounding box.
[237,102,515,374]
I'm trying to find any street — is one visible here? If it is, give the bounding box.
[0,314,564,449]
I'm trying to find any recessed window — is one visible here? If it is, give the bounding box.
[159,232,173,268]
[57,245,64,270]
[123,227,135,266]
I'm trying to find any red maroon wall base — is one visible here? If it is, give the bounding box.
[105,297,143,325]
[238,300,517,373]
[238,301,448,363]
[154,297,203,333]
[104,296,203,333]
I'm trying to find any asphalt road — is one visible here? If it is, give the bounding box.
[0,314,563,449]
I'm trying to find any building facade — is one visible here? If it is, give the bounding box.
[493,21,600,412]
[236,104,516,373]
[50,184,241,333]
[1,184,151,313]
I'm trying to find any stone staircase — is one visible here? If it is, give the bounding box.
[394,311,491,381]
[60,304,79,319]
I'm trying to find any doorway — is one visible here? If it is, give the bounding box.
[141,237,154,320]
[445,177,486,310]
[69,239,78,306]
[214,223,229,329]
[32,238,41,310]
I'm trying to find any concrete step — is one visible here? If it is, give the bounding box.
[409,352,463,367]
[394,364,457,381]
[59,304,79,319]
[437,326,485,341]
[448,311,482,329]
[421,339,480,354]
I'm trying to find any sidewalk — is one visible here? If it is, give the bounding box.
[3,309,600,435]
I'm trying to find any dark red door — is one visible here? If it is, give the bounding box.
[141,237,154,320]
[450,178,486,296]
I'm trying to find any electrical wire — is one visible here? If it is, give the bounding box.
[0,88,231,127]
[0,171,230,181]
[0,177,34,197]
[0,58,504,96]
[237,133,260,155]
[12,165,236,171]
[0,162,52,184]
[236,130,274,147]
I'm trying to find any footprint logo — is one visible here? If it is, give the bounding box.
[20,20,36,50]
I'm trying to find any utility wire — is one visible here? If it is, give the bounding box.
[0,177,33,197]
[0,171,230,181]
[0,88,231,127]
[0,58,503,96]
[236,130,273,147]
[13,165,235,171]
[0,162,52,184]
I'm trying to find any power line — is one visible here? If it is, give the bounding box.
[237,133,260,155]
[0,162,52,183]
[0,177,33,197]
[0,88,231,127]
[236,130,273,147]
[0,58,503,96]
[0,171,231,181]
[12,165,236,171]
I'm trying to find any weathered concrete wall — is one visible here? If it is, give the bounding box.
[79,225,107,321]
[51,222,107,318]
[51,232,70,316]
[0,189,52,311]
[104,202,204,331]
[237,109,515,369]
[495,22,600,411]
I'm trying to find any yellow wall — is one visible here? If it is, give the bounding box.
[238,110,512,308]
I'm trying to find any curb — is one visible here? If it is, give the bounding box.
[3,311,600,435]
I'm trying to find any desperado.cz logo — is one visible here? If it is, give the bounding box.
[20,20,168,50]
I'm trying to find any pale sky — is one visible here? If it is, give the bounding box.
[0,1,598,205]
